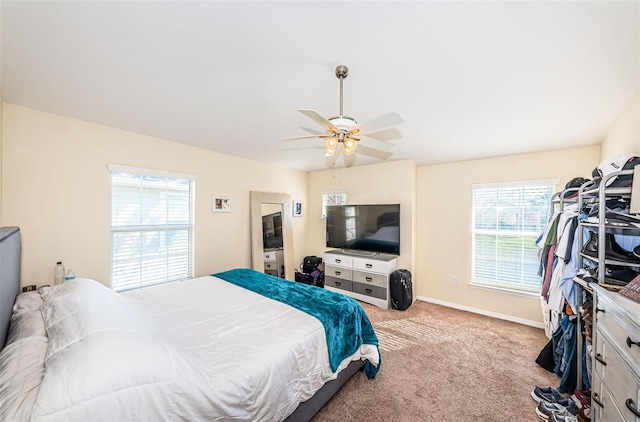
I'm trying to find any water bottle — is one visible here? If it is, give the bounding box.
[65,269,76,281]
[53,262,66,285]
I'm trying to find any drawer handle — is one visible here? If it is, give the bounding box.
[626,336,640,348]
[592,393,603,408]
[626,399,640,417]
[335,271,341,276]
[366,263,373,268]
[366,277,373,282]
[596,307,605,314]
[365,288,372,294]
[335,281,341,286]
[594,353,607,366]
[335,259,341,263]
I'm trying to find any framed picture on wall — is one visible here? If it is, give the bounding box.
[293,200,303,217]
[212,196,232,213]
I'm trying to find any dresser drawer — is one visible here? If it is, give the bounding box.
[263,251,277,262]
[597,302,640,374]
[325,265,353,281]
[325,253,353,268]
[352,282,386,300]
[591,373,628,422]
[353,270,387,288]
[264,261,279,271]
[325,276,353,291]
[353,258,388,274]
[593,336,640,421]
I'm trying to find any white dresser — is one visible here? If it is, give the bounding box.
[263,249,284,278]
[591,284,640,421]
[324,250,397,309]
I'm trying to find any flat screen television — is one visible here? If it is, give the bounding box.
[262,211,283,249]
[326,204,400,255]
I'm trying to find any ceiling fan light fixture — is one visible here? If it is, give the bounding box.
[280,64,403,162]
[325,137,338,156]
[343,138,358,156]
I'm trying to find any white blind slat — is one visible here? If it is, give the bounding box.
[110,169,194,291]
[472,183,553,292]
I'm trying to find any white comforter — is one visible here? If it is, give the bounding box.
[1,276,377,421]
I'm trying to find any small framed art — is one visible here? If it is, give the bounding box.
[212,196,232,213]
[293,200,303,217]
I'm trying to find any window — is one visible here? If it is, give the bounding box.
[471,180,556,294]
[321,191,347,220]
[109,164,196,291]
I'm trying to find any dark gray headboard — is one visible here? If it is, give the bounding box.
[0,227,21,348]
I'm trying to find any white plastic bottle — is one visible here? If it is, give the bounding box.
[53,262,66,285]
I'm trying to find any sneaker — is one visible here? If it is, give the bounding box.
[532,386,566,403]
[578,406,591,422]
[536,401,575,421]
[555,397,579,415]
[549,413,579,422]
[572,389,591,408]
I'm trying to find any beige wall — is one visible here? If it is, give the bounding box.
[2,104,308,288]
[416,146,601,323]
[600,89,640,159]
[307,160,416,272]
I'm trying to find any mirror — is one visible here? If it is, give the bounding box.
[250,191,294,280]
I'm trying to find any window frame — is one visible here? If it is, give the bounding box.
[470,179,558,296]
[108,164,196,292]
[321,191,347,220]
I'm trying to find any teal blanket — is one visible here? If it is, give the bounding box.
[212,268,381,379]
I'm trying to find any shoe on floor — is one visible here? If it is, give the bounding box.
[532,386,565,403]
[549,413,579,422]
[578,406,591,422]
[555,397,579,415]
[572,389,591,408]
[536,401,575,421]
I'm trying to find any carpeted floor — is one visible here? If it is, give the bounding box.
[312,300,559,421]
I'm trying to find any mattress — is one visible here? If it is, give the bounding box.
[0,275,379,421]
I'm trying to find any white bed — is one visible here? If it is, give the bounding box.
[0,265,380,421]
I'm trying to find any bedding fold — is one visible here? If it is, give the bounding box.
[212,268,381,379]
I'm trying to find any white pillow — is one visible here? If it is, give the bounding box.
[12,290,43,315]
[32,278,214,420]
[6,310,46,346]
[0,337,47,421]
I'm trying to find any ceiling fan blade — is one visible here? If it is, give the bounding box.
[357,137,394,153]
[362,127,403,142]
[279,146,325,151]
[355,145,394,160]
[278,134,331,142]
[299,126,326,136]
[350,112,404,135]
[299,109,340,133]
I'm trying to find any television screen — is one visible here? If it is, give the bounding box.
[326,204,400,255]
[262,212,283,249]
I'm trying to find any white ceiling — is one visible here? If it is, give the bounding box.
[2,1,638,172]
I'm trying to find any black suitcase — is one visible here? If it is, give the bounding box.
[390,269,413,311]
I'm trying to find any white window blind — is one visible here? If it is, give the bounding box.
[472,180,555,293]
[109,165,195,291]
[322,191,347,220]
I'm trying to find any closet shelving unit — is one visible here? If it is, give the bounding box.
[549,188,580,216]
[573,168,638,403]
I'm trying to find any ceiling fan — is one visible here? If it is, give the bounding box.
[279,65,404,159]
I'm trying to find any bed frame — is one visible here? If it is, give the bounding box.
[0,227,21,349]
[285,359,364,421]
[0,226,363,421]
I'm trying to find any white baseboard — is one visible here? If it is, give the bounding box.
[415,295,545,329]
